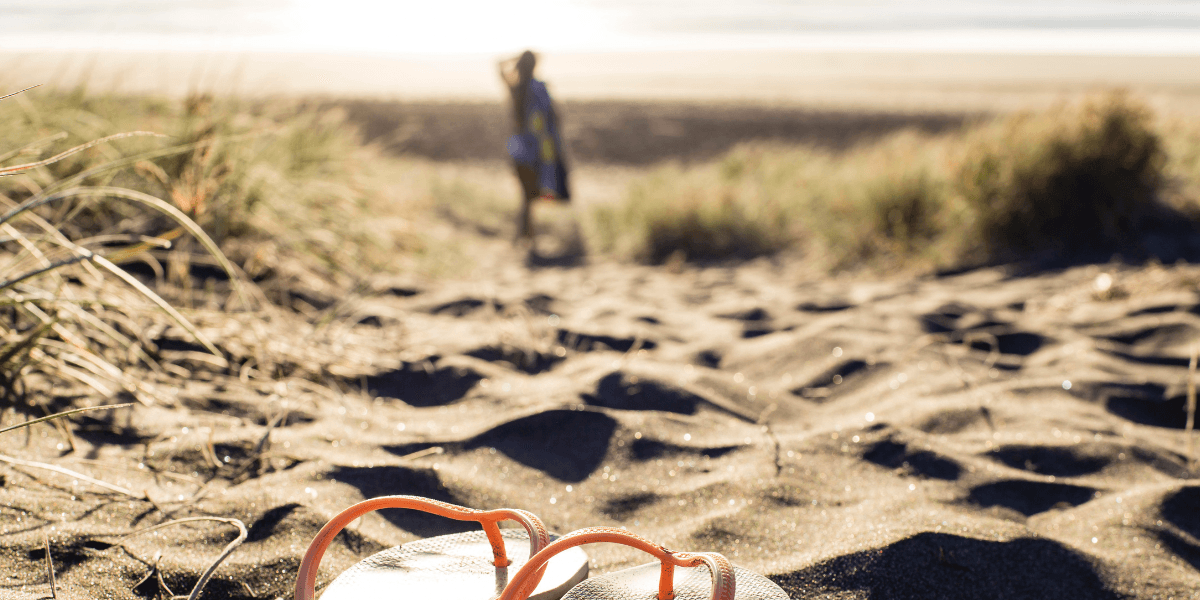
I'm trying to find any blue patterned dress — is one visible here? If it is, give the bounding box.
[506,79,570,200]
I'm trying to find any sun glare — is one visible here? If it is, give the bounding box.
[286,0,613,55]
[2,0,1200,55]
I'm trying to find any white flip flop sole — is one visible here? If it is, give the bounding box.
[564,562,787,600]
[493,527,789,600]
[295,496,584,600]
[320,529,588,600]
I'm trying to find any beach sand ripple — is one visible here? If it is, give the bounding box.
[2,260,1200,599]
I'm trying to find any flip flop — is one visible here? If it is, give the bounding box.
[496,527,789,600]
[295,496,588,600]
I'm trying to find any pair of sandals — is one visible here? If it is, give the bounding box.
[296,496,788,600]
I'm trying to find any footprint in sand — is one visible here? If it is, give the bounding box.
[716,306,782,338]
[793,358,889,402]
[386,410,617,483]
[777,532,1122,599]
[1157,487,1200,572]
[1074,381,1194,429]
[986,442,1194,479]
[966,480,1098,517]
[584,371,705,414]
[555,329,657,353]
[428,297,504,317]
[464,344,564,374]
[861,435,962,481]
[352,359,485,407]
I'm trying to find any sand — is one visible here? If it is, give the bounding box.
[2,48,1200,600]
[5,50,1200,114]
[328,98,978,167]
[2,244,1200,599]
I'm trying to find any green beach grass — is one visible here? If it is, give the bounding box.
[590,93,1200,270]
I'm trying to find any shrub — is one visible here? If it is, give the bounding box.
[835,170,951,267]
[817,131,960,268]
[591,93,1186,270]
[590,134,957,269]
[591,164,792,263]
[956,94,1166,258]
[1159,115,1200,218]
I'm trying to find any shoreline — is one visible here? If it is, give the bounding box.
[330,98,979,165]
[3,50,1200,114]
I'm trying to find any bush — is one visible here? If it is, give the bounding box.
[590,163,792,263]
[819,132,960,268]
[591,93,1184,270]
[590,134,957,269]
[956,94,1166,258]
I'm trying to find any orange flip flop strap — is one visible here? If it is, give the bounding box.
[294,496,551,600]
[497,527,736,600]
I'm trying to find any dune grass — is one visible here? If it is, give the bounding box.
[590,93,1198,269]
[0,88,493,425]
[0,90,389,295]
[590,161,791,263]
[0,86,277,416]
[955,93,1166,259]
[0,86,426,424]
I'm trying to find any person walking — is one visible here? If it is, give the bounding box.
[499,50,570,243]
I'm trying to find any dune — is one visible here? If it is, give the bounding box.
[2,246,1199,599]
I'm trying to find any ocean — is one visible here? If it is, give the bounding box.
[2,0,1200,56]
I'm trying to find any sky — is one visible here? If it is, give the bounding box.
[2,0,1200,55]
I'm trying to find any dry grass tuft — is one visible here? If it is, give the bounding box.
[956,93,1166,259]
[590,162,791,263]
[0,91,385,297]
[588,93,1198,270]
[0,89,261,424]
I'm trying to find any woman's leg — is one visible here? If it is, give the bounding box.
[515,164,539,241]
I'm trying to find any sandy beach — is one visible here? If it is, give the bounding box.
[5,50,1200,113]
[2,249,1200,599]
[1,49,1199,600]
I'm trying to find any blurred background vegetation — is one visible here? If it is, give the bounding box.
[594,94,1200,271]
[10,89,1194,288]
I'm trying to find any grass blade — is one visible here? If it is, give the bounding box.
[43,531,58,600]
[0,131,68,164]
[0,453,140,497]
[0,186,253,311]
[0,315,58,368]
[115,517,248,600]
[37,131,262,201]
[0,254,92,290]
[0,131,165,177]
[0,134,238,229]
[0,403,133,436]
[2,205,224,356]
[0,84,40,102]
[64,186,253,311]
[89,253,222,356]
